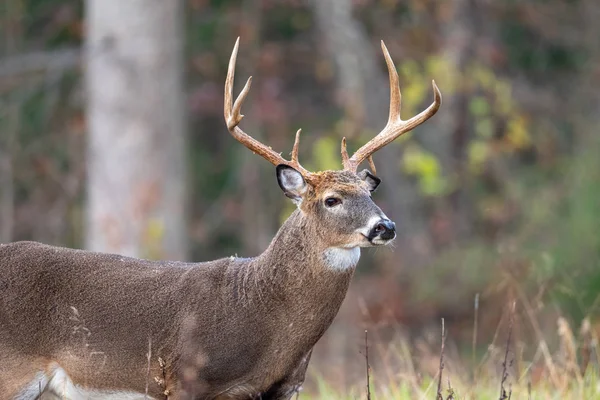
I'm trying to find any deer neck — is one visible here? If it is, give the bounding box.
[243,209,358,309]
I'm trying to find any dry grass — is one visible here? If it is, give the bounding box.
[303,304,600,400]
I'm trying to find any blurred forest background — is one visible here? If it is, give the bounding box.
[1,0,599,393]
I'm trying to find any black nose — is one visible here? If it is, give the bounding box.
[370,219,396,241]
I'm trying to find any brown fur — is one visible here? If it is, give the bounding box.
[0,170,390,400]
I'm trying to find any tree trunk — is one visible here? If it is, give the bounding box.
[427,0,476,241]
[85,0,187,260]
[0,0,22,244]
[0,106,16,244]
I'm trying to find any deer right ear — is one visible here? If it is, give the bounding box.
[358,169,381,192]
[276,164,307,204]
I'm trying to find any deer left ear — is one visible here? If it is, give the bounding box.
[276,164,307,204]
[358,169,381,192]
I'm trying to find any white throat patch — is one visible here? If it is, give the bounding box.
[323,247,361,271]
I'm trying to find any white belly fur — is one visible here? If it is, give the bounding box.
[33,366,156,400]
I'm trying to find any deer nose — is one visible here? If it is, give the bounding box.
[370,219,396,241]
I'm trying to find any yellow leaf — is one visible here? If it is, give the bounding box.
[399,60,421,80]
[419,175,446,196]
[505,116,531,150]
[146,219,164,241]
[402,145,447,196]
[312,136,340,171]
[469,97,490,117]
[472,64,495,90]
[468,140,489,174]
[402,145,422,174]
[494,81,513,116]
[475,118,494,138]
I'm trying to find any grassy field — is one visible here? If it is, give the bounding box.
[304,361,600,399]
[304,376,600,400]
[302,315,600,400]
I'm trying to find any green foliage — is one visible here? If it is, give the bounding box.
[538,142,600,320]
[388,54,532,198]
[402,143,450,196]
[501,19,585,74]
[263,5,313,40]
[142,218,166,260]
[467,140,489,173]
[311,135,342,172]
[23,0,82,47]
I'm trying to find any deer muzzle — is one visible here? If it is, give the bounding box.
[368,219,396,243]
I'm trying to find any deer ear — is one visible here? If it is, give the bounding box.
[276,164,307,203]
[358,169,381,192]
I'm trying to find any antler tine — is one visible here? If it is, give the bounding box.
[225,37,285,166]
[291,129,301,164]
[383,40,402,128]
[289,129,313,176]
[225,38,312,177]
[225,38,255,131]
[343,40,442,173]
[367,155,377,176]
[341,137,349,167]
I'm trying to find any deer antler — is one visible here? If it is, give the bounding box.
[341,41,442,173]
[225,38,313,179]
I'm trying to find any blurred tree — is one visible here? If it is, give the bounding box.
[431,0,475,240]
[0,0,21,243]
[85,0,187,260]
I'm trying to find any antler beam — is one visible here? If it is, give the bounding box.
[225,38,312,178]
[341,41,442,173]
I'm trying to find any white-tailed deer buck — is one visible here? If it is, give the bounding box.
[0,38,441,400]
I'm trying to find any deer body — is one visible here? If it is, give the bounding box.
[0,210,354,399]
[0,39,440,399]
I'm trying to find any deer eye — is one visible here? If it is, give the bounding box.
[324,197,342,207]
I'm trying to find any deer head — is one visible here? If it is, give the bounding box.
[225,38,442,256]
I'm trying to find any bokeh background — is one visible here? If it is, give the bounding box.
[1,0,599,395]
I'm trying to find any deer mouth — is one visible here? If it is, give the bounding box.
[357,233,395,247]
[370,236,396,246]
